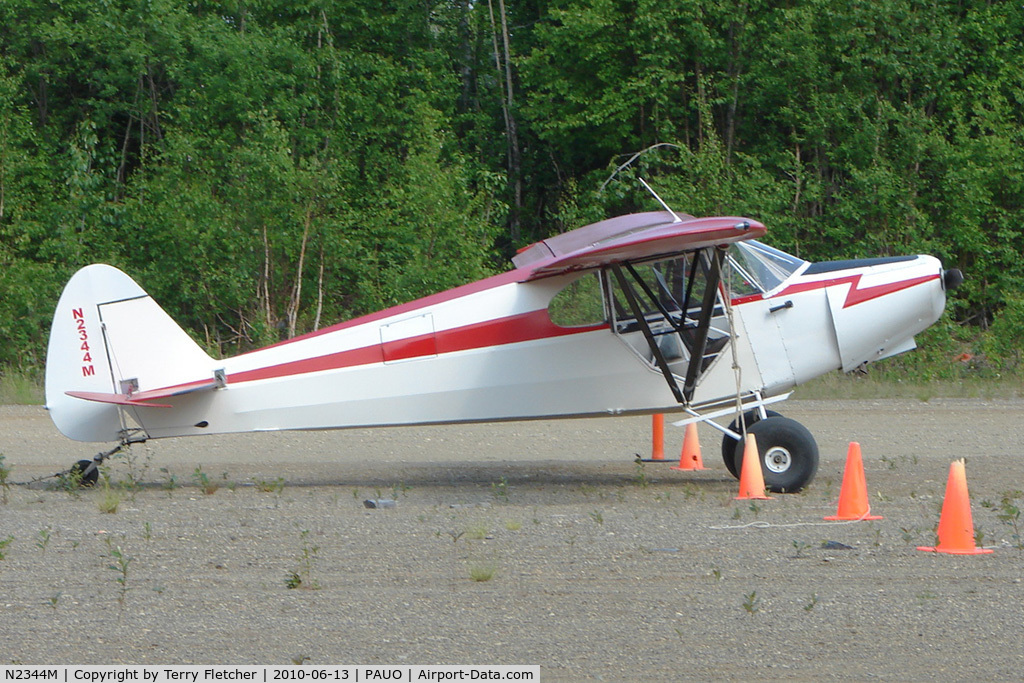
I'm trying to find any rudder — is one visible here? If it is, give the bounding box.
[46,264,215,442]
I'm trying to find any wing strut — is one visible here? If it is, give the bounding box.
[682,247,724,402]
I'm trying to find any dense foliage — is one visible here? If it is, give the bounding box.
[1,0,1021,374]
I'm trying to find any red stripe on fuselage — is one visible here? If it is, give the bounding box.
[239,269,527,357]
[228,310,608,385]
[841,273,938,307]
[383,333,437,363]
[732,273,939,308]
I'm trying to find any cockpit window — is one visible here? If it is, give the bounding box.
[726,240,807,294]
[604,252,731,380]
[548,273,607,327]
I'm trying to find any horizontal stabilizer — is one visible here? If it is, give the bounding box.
[65,374,225,408]
[65,391,172,408]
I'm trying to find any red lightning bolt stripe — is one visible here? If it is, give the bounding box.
[734,273,940,308]
[836,273,939,308]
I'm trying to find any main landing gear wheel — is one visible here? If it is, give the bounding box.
[70,459,100,487]
[721,409,782,478]
[731,416,819,493]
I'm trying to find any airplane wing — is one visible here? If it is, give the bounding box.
[513,211,766,281]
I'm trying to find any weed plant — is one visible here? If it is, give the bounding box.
[996,491,1023,549]
[101,537,133,609]
[36,527,52,553]
[98,482,121,514]
[0,454,11,504]
[256,477,286,493]
[192,466,219,495]
[160,467,179,495]
[285,528,321,590]
[468,560,498,582]
[491,477,509,502]
[0,535,13,560]
[633,458,649,488]
[54,465,89,496]
[118,444,153,499]
[742,591,760,615]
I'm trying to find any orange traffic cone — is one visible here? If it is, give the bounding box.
[917,459,993,555]
[735,433,772,500]
[671,423,707,471]
[825,442,882,521]
[650,413,665,461]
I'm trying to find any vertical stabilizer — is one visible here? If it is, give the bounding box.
[45,264,215,442]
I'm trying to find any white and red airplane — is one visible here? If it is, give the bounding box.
[45,209,961,492]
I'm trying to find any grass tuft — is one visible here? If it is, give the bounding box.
[0,371,43,405]
[468,560,498,582]
[98,486,121,514]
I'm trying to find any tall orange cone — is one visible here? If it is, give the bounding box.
[735,433,772,500]
[671,423,707,471]
[917,459,993,555]
[650,413,665,460]
[825,442,882,521]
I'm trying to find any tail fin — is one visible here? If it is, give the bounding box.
[46,264,216,442]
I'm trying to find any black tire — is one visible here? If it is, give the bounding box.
[731,416,818,493]
[71,459,99,487]
[720,409,782,478]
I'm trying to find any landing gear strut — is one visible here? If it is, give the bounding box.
[65,443,126,487]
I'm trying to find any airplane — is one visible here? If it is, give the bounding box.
[44,206,962,492]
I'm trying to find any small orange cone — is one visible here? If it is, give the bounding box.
[671,423,707,471]
[650,413,665,460]
[917,459,993,555]
[825,442,882,521]
[735,433,772,500]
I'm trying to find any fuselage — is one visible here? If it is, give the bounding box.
[116,249,949,441]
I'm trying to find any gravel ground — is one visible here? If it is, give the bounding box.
[1,399,1023,680]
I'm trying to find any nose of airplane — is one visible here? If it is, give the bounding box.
[943,268,964,291]
[815,253,951,373]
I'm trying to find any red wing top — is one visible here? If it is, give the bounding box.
[513,211,766,281]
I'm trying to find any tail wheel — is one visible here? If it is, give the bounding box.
[70,459,99,487]
[732,416,818,493]
[720,409,782,478]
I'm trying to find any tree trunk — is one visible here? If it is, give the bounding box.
[261,225,273,334]
[287,203,313,338]
[489,0,522,243]
[313,245,325,332]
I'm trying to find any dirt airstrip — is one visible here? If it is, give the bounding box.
[1,399,1023,680]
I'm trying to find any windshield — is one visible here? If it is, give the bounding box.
[726,240,807,295]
